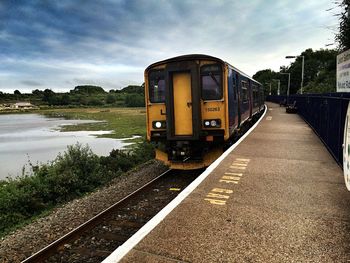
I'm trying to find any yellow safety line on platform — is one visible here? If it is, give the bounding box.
[231,163,247,166]
[230,165,246,170]
[224,172,243,176]
[204,158,251,206]
[236,158,250,162]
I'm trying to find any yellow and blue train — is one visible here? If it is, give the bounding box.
[145,54,264,169]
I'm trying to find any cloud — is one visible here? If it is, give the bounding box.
[0,0,338,92]
[21,80,42,86]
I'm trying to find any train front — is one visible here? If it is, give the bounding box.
[145,55,228,170]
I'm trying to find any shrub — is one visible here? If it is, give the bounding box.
[87,98,104,106]
[105,94,117,104]
[124,93,145,107]
[0,141,155,236]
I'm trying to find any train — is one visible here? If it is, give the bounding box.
[144,54,264,169]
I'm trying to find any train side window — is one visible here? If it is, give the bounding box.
[252,85,258,105]
[253,89,258,106]
[149,70,165,103]
[241,81,248,102]
[201,64,222,100]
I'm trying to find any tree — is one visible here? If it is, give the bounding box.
[252,69,279,95]
[70,85,106,94]
[120,85,144,95]
[335,0,350,51]
[14,90,21,95]
[32,89,43,96]
[61,94,71,105]
[286,49,337,93]
[42,89,55,103]
[254,48,337,94]
[124,94,145,107]
[88,98,104,106]
[105,94,116,104]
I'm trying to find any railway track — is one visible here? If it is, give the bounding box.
[21,169,201,263]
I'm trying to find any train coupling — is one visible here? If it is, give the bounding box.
[169,141,197,162]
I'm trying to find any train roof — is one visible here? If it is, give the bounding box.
[145,54,261,85]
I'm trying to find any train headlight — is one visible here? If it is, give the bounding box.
[152,121,166,129]
[203,119,221,128]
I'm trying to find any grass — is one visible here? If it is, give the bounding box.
[38,107,146,139]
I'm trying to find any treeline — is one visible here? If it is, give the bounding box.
[0,84,145,107]
[0,141,155,236]
[253,48,337,95]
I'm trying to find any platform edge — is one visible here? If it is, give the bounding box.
[102,105,268,263]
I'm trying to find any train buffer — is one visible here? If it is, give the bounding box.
[104,102,350,263]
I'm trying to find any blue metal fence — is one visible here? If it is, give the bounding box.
[267,93,350,167]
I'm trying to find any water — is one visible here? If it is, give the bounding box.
[0,114,135,180]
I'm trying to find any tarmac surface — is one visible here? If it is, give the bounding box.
[119,102,350,262]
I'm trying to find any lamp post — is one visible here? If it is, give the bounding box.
[265,82,272,95]
[272,79,280,95]
[285,55,304,94]
[280,72,291,104]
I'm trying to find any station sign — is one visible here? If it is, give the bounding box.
[337,49,350,92]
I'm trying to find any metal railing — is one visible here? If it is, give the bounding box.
[267,93,350,167]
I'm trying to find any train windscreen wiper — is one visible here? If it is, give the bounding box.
[209,72,220,88]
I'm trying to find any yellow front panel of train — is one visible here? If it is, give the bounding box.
[173,72,193,135]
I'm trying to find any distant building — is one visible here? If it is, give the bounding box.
[11,102,36,109]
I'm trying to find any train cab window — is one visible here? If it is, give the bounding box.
[149,70,165,103]
[201,64,222,100]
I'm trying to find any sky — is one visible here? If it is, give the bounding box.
[0,0,340,93]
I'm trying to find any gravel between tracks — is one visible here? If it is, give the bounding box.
[0,160,168,263]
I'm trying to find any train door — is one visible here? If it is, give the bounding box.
[228,69,237,133]
[241,79,249,122]
[233,72,240,127]
[172,72,193,135]
[248,80,252,118]
[165,61,200,140]
[236,73,241,127]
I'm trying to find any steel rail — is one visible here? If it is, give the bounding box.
[21,169,173,263]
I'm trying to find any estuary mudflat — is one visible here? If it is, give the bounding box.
[0,113,134,179]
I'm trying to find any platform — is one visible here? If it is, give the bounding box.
[107,102,350,262]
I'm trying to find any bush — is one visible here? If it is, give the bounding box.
[105,94,117,104]
[124,93,145,107]
[87,98,104,106]
[0,141,155,236]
